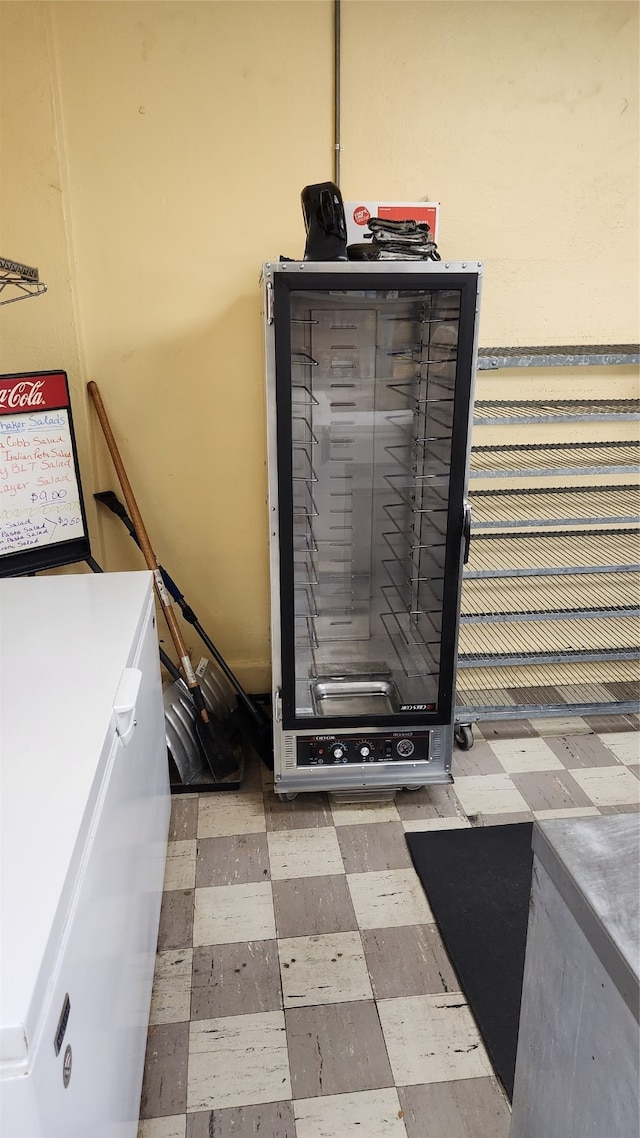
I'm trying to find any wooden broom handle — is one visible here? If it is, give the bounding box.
[87,380,198,689]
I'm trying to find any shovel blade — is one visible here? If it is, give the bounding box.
[195,712,241,782]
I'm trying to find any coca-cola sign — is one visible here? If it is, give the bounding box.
[0,371,69,415]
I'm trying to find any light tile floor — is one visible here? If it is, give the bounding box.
[138,715,639,1138]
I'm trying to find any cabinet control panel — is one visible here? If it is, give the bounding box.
[296,732,431,766]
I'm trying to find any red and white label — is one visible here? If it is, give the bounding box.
[353,205,371,227]
[0,371,69,416]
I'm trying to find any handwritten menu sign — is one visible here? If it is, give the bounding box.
[0,370,90,575]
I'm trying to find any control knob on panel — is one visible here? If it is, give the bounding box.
[331,743,347,761]
[358,743,372,759]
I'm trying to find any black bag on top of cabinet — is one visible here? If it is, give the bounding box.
[301,182,348,261]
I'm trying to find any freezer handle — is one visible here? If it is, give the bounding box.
[113,667,142,746]
[463,500,472,564]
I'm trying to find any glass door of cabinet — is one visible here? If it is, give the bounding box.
[273,272,478,731]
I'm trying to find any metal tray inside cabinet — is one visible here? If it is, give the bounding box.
[311,677,400,717]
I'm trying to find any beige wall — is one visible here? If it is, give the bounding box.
[1,0,638,689]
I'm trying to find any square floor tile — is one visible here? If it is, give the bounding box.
[140,1022,189,1119]
[527,715,591,737]
[569,765,640,807]
[510,769,592,812]
[451,741,505,778]
[546,734,624,769]
[479,720,537,741]
[598,732,640,765]
[331,800,400,826]
[138,1116,186,1138]
[395,783,465,824]
[197,793,266,838]
[377,993,492,1085]
[285,1001,393,1099]
[452,773,529,817]
[273,874,358,938]
[265,792,332,831]
[149,949,193,1025]
[489,737,564,774]
[402,817,472,833]
[157,890,194,951]
[337,822,413,873]
[479,811,534,827]
[294,1088,405,1137]
[534,806,600,821]
[347,869,434,929]
[186,1102,295,1138]
[267,826,344,880]
[191,940,282,1019]
[585,715,639,734]
[362,925,458,999]
[195,833,270,887]
[163,841,196,891]
[399,1077,510,1138]
[278,930,372,1007]
[169,797,199,842]
[187,1011,290,1112]
[193,882,276,946]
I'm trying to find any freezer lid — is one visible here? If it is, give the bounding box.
[0,571,154,1063]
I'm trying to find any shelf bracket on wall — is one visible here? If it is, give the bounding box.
[0,256,47,307]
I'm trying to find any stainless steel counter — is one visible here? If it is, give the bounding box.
[510,813,640,1138]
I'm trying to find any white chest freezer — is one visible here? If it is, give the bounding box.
[0,571,170,1138]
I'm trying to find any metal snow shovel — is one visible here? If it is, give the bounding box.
[87,380,240,783]
[93,488,274,769]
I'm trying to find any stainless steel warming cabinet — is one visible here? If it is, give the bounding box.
[263,261,482,797]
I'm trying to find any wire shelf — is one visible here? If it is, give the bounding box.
[456,658,639,691]
[469,485,640,529]
[464,528,640,578]
[477,344,640,369]
[474,398,640,425]
[0,256,47,306]
[380,610,441,679]
[455,659,639,720]
[463,350,638,723]
[470,440,639,478]
[461,571,639,621]
[458,615,639,667]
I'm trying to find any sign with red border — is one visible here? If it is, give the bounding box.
[0,372,69,415]
[0,371,90,575]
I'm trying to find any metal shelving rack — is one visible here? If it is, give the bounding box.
[454,344,640,748]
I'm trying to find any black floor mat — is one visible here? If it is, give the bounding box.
[406,822,534,1100]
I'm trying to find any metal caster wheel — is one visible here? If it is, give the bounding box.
[454,724,474,751]
[278,792,299,802]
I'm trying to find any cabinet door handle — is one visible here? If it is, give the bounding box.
[113,667,142,745]
[463,500,472,564]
